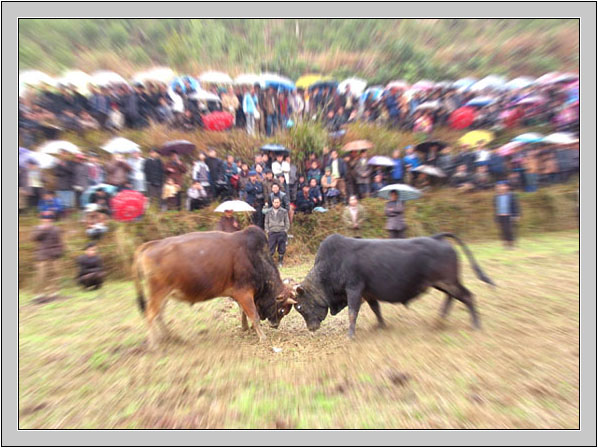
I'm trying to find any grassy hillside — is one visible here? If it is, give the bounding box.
[19,19,579,82]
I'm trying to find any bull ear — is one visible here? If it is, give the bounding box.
[295,285,305,295]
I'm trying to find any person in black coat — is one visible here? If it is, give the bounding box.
[245,171,265,227]
[143,148,164,207]
[76,243,105,290]
[53,150,77,210]
[494,181,520,249]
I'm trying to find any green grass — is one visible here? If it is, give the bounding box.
[18,231,579,429]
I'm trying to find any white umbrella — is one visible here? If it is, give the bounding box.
[378,184,422,201]
[505,77,535,90]
[133,67,175,84]
[57,70,93,95]
[188,89,221,102]
[234,73,261,86]
[415,101,441,111]
[92,70,127,87]
[37,140,80,155]
[412,165,446,178]
[338,77,367,96]
[199,71,233,85]
[19,70,56,96]
[542,133,579,145]
[101,137,141,154]
[471,75,507,92]
[214,200,256,213]
[368,156,395,167]
[386,80,410,91]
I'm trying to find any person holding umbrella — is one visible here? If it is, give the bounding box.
[384,190,407,239]
[216,209,240,233]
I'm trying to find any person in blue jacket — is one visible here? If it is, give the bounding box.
[494,181,520,249]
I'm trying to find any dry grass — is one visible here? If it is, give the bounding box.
[19,231,579,429]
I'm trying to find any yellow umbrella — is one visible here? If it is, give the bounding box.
[459,130,494,147]
[296,74,327,90]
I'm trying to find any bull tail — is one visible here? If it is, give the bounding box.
[433,233,496,287]
[133,250,147,314]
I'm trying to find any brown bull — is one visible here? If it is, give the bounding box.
[133,226,296,347]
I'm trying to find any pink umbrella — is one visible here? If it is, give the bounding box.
[498,141,523,157]
[411,80,435,91]
[515,96,547,105]
[386,80,409,91]
[535,72,561,85]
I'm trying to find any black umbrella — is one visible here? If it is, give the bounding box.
[260,144,290,154]
[415,140,447,162]
[159,140,196,156]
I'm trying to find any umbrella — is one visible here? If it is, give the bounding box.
[471,75,507,92]
[81,183,119,207]
[329,129,347,139]
[534,72,562,85]
[199,71,233,85]
[360,86,384,102]
[505,77,535,91]
[411,80,435,91]
[188,89,221,102]
[542,133,579,145]
[111,189,147,222]
[512,132,544,144]
[234,73,261,86]
[37,140,80,155]
[515,95,547,105]
[296,74,325,90]
[435,80,453,89]
[465,96,496,107]
[412,165,446,178]
[385,80,410,91]
[133,67,176,84]
[159,140,196,156]
[57,70,93,95]
[497,141,523,157]
[367,156,395,167]
[260,73,295,91]
[101,137,141,154]
[342,140,374,152]
[378,184,423,201]
[452,78,477,91]
[415,101,441,111]
[19,70,57,96]
[203,111,235,131]
[20,147,57,169]
[170,76,200,93]
[214,200,256,213]
[260,144,290,153]
[449,107,476,129]
[415,141,447,157]
[309,80,338,90]
[459,130,494,147]
[338,77,368,96]
[91,71,127,87]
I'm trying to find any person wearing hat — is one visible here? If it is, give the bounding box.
[245,170,265,228]
[76,242,105,291]
[31,213,64,301]
[494,181,520,249]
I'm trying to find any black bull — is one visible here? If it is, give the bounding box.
[293,233,495,337]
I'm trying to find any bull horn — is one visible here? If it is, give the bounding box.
[285,297,298,305]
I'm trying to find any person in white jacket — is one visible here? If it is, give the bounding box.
[127,150,146,193]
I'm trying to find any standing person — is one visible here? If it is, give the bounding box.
[105,153,132,191]
[283,155,298,202]
[355,150,372,199]
[25,160,45,210]
[127,150,146,194]
[205,148,225,199]
[271,153,285,178]
[31,214,63,301]
[76,242,105,290]
[53,150,76,212]
[192,152,211,199]
[264,87,278,136]
[86,153,104,186]
[402,145,421,185]
[162,177,180,211]
[72,154,90,210]
[38,191,64,220]
[384,191,407,238]
[242,86,258,136]
[343,195,367,238]
[143,148,164,207]
[222,87,240,126]
[165,153,187,210]
[494,181,520,249]
[265,197,290,268]
[391,149,404,184]
[328,150,347,202]
[187,181,208,211]
[245,171,265,228]
[216,209,240,232]
[291,89,304,123]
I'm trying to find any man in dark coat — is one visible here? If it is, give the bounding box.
[53,150,76,211]
[494,181,520,249]
[245,171,265,228]
[31,214,63,300]
[76,242,105,290]
[143,148,164,206]
[384,191,407,238]
[295,185,315,214]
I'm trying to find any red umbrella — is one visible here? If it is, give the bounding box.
[499,108,524,128]
[449,107,476,129]
[110,189,147,222]
[203,111,234,131]
[159,140,196,156]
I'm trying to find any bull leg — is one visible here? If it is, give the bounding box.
[235,293,266,342]
[239,304,249,331]
[366,299,386,329]
[440,294,454,319]
[346,286,364,339]
[449,283,481,330]
[145,286,170,349]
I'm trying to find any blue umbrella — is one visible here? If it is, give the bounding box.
[170,76,200,93]
[260,73,295,92]
[452,78,477,91]
[360,86,383,102]
[512,133,544,144]
[81,183,119,207]
[260,144,290,153]
[465,96,496,107]
[309,80,338,90]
